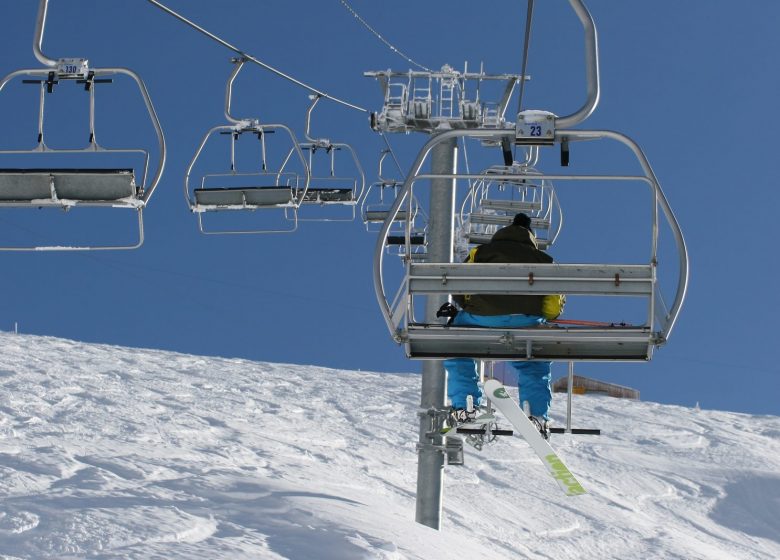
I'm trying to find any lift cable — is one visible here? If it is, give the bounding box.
[338,0,432,72]
[145,0,368,113]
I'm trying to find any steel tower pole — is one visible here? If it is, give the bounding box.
[415,136,457,529]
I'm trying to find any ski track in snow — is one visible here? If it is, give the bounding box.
[0,332,779,559]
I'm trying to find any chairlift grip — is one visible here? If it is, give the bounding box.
[46,71,56,93]
[500,137,513,166]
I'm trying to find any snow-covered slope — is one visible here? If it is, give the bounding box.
[0,333,778,559]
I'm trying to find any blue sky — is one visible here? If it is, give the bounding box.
[0,1,778,415]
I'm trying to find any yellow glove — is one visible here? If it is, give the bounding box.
[541,294,566,320]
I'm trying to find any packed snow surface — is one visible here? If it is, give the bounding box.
[0,332,778,559]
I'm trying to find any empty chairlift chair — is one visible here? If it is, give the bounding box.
[374,127,688,363]
[0,0,166,250]
[461,157,562,251]
[361,149,427,259]
[276,95,365,222]
[184,58,310,234]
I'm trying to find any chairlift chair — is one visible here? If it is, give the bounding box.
[374,127,688,363]
[361,149,418,229]
[276,94,365,222]
[0,0,166,250]
[362,149,427,260]
[387,205,428,263]
[460,154,562,251]
[184,58,310,234]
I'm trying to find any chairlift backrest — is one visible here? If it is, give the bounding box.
[459,162,562,250]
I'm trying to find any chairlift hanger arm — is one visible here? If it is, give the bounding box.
[224,57,255,126]
[33,0,57,67]
[555,0,600,128]
[304,95,328,146]
[379,133,406,179]
[515,0,534,118]
[377,148,400,185]
[145,0,368,114]
[497,79,521,124]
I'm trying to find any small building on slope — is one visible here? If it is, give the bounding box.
[552,374,640,400]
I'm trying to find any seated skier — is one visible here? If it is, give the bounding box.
[441,212,564,439]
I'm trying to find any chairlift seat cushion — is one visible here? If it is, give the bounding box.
[0,169,137,202]
[194,187,294,208]
[405,323,654,361]
[364,210,410,222]
[301,188,355,203]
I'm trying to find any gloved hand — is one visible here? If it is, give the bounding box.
[436,302,459,323]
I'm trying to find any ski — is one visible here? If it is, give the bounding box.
[483,379,587,496]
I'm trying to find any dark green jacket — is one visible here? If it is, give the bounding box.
[453,224,553,316]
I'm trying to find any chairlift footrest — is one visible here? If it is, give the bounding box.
[387,235,425,245]
[549,428,601,435]
[455,427,513,436]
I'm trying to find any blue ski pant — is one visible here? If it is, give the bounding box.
[444,311,552,419]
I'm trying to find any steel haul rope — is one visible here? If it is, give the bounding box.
[145,0,368,113]
[338,0,432,72]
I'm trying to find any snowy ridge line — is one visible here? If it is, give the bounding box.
[0,332,778,559]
